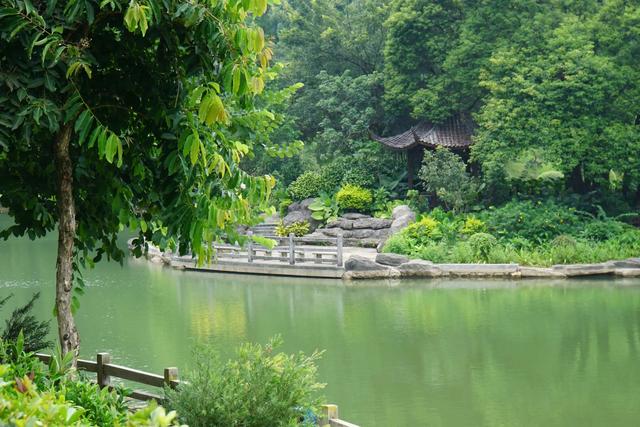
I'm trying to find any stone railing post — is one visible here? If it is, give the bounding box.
[336,234,343,267]
[288,233,295,265]
[247,231,254,263]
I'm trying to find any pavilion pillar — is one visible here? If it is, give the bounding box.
[406,146,423,189]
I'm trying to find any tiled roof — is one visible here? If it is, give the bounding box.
[372,116,474,150]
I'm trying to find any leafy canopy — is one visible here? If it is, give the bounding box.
[0,0,293,275]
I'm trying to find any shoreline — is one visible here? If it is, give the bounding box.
[138,242,640,281]
[343,255,640,280]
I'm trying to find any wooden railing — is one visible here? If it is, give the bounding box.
[36,352,179,402]
[320,404,360,427]
[213,232,344,267]
[35,353,360,426]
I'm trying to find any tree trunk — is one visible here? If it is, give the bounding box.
[54,123,80,362]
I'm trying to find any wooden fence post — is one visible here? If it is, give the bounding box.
[97,352,111,388]
[336,234,343,267]
[288,233,295,265]
[247,231,254,263]
[164,367,179,389]
[320,404,339,427]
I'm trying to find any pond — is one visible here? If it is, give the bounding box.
[2,215,640,426]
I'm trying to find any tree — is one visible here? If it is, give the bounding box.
[0,0,286,361]
[472,1,640,200]
[383,0,463,125]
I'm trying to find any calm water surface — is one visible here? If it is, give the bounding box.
[2,215,640,426]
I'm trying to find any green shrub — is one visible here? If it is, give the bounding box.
[341,166,377,189]
[276,221,310,237]
[317,158,378,190]
[61,377,129,426]
[382,233,412,255]
[309,193,339,224]
[0,369,85,426]
[614,229,640,248]
[551,234,577,248]
[580,220,628,241]
[287,172,333,201]
[165,337,324,427]
[468,233,498,262]
[406,189,429,213]
[336,184,373,212]
[460,217,486,236]
[419,147,480,212]
[403,217,442,245]
[481,200,583,243]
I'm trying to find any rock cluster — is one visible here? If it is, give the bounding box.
[309,205,416,248]
[343,255,640,280]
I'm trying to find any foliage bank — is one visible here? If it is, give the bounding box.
[0,335,181,426]
[384,202,640,267]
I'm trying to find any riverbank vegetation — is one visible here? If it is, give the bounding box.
[0,334,182,426]
[0,333,324,426]
[383,203,640,266]
[247,0,640,265]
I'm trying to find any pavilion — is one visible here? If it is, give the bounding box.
[371,115,474,188]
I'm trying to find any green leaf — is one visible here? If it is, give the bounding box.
[189,134,200,165]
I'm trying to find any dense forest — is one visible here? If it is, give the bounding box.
[245,0,640,214]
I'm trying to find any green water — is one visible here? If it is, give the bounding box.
[2,216,640,426]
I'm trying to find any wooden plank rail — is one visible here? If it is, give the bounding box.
[35,352,179,402]
[213,232,344,267]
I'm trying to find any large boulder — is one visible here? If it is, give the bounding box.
[326,218,354,230]
[615,269,640,277]
[392,205,413,219]
[283,198,320,231]
[343,255,401,280]
[397,260,444,277]
[344,255,388,272]
[345,228,390,240]
[438,263,519,277]
[342,213,368,220]
[519,267,567,278]
[390,205,416,234]
[376,253,410,267]
[353,218,393,230]
[551,263,615,276]
[611,259,640,269]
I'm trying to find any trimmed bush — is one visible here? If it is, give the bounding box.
[336,184,372,212]
[165,337,324,427]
